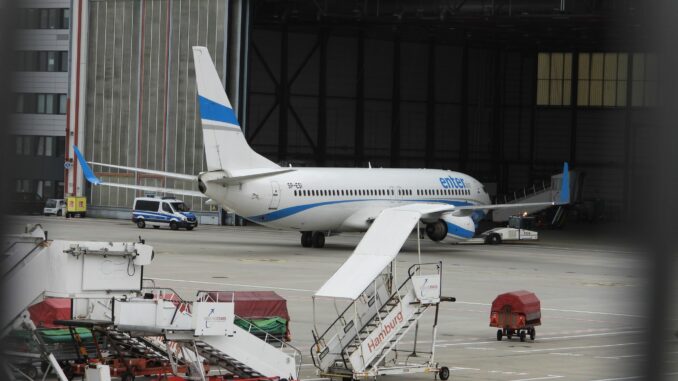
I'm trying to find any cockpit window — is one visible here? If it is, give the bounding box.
[171,202,190,212]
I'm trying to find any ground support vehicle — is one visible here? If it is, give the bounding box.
[490,290,541,342]
[65,196,87,218]
[467,215,539,244]
[43,199,65,216]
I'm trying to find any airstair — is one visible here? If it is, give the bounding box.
[312,263,448,379]
[114,290,301,380]
[310,207,455,380]
[2,225,300,381]
[492,169,579,222]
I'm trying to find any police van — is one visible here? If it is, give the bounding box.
[132,196,198,230]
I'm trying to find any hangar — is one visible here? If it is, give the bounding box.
[62,0,651,222]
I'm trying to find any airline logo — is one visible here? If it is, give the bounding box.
[439,176,466,189]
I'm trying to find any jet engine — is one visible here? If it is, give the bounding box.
[425,214,476,243]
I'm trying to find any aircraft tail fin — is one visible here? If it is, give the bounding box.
[559,162,570,204]
[192,46,278,172]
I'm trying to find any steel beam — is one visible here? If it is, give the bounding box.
[459,40,469,170]
[278,22,288,161]
[492,48,505,194]
[317,28,328,165]
[529,51,537,183]
[390,29,401,167]
[622,52,633,216]
[354,29,365,166]
[569,51,579,165]
[425,36,436,168]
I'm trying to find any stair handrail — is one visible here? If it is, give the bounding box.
[496,179,550,204]
[234,313,302,377]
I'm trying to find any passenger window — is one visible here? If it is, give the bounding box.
[162,203,173,213]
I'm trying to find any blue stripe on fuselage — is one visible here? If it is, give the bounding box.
[247,199,481,223]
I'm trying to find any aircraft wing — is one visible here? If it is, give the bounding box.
[73,146,205,198]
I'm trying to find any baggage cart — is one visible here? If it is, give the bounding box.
[490,290,541,342]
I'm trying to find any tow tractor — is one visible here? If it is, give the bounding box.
[468,215,539,245]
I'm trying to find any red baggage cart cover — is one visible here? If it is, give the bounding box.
[491,290,541,323]
[28,298,72,328]
[206,291,291,339]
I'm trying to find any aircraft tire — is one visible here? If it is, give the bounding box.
[301,232,313,247]
[311,232,325,248]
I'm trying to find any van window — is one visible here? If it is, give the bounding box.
[171,201,190,212]
[162,203,173,213]
[135,200,159,211]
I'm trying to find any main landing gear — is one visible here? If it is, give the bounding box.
[301,231,325,248]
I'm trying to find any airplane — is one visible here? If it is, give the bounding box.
[73,46,569,249]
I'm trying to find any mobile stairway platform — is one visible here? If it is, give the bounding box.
[310,207,456,381]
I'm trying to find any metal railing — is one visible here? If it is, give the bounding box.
[194,290,302,377]
[496,180,551,204]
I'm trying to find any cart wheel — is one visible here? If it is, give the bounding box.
[530,327,536,340]
[439,366,450,380]
[496,329,503,341]
[520,330,526,342]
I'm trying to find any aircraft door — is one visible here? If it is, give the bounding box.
[269,181,281,210]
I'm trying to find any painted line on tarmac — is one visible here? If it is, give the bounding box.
[511,342,643,353]
[590,373,678,381]
[451,301,646,318]
[510,375,564,381]
[436,330,642,348]
[147,277,315,293]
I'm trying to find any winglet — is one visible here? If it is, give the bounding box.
[559,162,570,204]
[73,145,102,185]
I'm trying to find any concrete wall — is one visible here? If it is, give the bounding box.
[84,0,228,212]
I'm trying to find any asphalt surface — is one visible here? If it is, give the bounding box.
[6,215,677,381]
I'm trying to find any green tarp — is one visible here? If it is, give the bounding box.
[9,327,93,344]
[235,317,287,336]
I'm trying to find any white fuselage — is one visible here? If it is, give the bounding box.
[202,167,491,233]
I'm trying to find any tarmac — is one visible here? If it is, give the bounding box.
[6,215,677,380]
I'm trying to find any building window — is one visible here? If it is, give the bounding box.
[14,93,67,114]
[537,52,573,106]
[577,53,628,107]
[17,8,69,29]
[15,51,68,72]
[631,53,658,107]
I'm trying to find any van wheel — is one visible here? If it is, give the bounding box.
[137,220,146,229]
[170,221,179,230]
[186,226,194,231]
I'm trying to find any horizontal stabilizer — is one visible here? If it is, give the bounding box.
[88,162,197,181]
[89,182,205,198]
[73,146,204,198]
